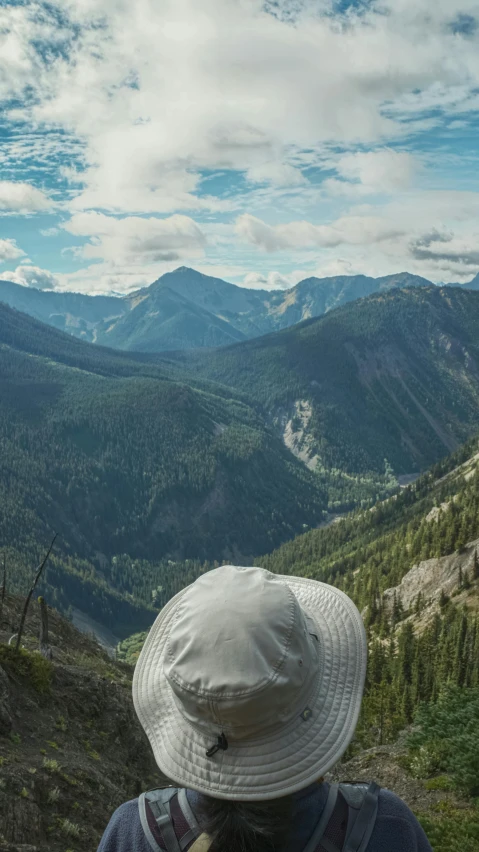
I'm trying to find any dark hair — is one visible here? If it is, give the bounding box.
[197,794,294,852]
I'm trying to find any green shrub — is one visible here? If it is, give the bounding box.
[424,775,453,791]
[47,786,61,804]
[56,715,67,732]
[43,758,61,774]
[417,802,479,852]
[409,686,479,796]
[0,644,52,694]
[58,818,81,838]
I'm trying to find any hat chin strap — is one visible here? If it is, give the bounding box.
[205,732,229,758]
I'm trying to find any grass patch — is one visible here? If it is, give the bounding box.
[56,715,67,732]
[47,787,61,804]
[424,775,453,791]
[58,818,81,838]
[68,651,127,682]
[42,758,61,774]
[84,739,101,760]
[0,643,52,694]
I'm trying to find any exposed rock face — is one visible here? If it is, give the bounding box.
[383,537,479,616]
[278,399,319,470]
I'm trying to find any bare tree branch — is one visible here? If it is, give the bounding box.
[38,596,53,660]
[0,553,6,623]
[15,534,57,653]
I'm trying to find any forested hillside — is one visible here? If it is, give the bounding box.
[117,436,479,850]
[4,285,479,632]
[120,435,479,719]
[258,437,479,737]
[173,286,479,480]
[0,303,325,632]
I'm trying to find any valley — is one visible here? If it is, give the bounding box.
[2,284,479,635]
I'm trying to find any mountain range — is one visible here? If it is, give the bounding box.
[167,285,479,477]
[3,266,477,353]
[2,283,479,632]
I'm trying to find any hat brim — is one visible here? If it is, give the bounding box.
[132,573,367,801]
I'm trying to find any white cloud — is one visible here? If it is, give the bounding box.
[0,238,25,262]
[2,0,479,287]
[6,264,59,290]
[236,212,406,251]
[3,0,479,215]
[409,229,479,274]
[246,162,307,187]
[325,149,418,196]
[308,258,360,279]
[61,212,207,274]
[0,181,52,213]
[242,270,295,290]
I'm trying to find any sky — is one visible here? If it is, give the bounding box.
[1,0,479,295]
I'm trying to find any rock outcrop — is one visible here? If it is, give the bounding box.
[383,538,479,622]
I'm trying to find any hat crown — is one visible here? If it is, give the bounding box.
[164,566,319,738]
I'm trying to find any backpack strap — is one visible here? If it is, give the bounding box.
[342,783,380,852]
[302,785,339,852]
[139,787,201,852]
[303,782,380,852]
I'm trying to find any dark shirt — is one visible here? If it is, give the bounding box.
[96,781,433,852]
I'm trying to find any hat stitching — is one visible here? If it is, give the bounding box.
[150,647,352,797]
[139,588,336,748]
[154,600,346,758]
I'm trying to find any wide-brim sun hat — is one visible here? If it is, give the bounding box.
[133,565,367,801]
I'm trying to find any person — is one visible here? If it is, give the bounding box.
[97,565,433,852]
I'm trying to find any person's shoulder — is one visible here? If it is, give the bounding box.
[108,798,140,824]
[372,788,433,852]
[377,787,416,819]
[96,798,145,852]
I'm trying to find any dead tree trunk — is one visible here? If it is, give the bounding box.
[0,553,6,623]
[38,596,53,660]
[15,534,57,653]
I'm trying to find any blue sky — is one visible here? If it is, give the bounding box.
[1,0,479,294]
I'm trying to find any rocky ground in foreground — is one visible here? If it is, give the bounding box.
[0,594,166,852]
[328,730,470,814]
